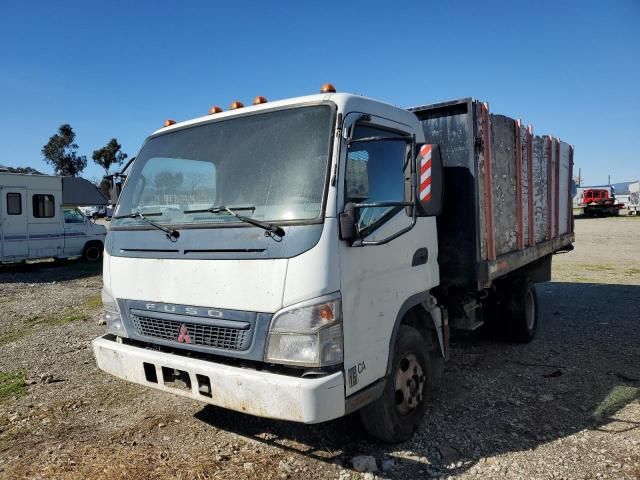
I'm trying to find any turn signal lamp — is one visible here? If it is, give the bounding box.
[208,106,223,115]
[163,119,176,127]
[230,101,244,110]
[320,83,336,93]
[317,304,334,322]
[253,96,268,105]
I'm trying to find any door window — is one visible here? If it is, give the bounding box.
[345,125,407,232]
[63,208,85,224]
[6,193,22,215]
[33,194,55,218]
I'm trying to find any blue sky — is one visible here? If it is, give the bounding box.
[0,0,638,185]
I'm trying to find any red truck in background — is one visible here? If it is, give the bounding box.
[579,188,624,216]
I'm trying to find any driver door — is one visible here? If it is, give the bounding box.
[338,114,438,396]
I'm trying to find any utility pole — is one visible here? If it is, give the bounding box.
[578,168,581,187]
[608,174,611,186]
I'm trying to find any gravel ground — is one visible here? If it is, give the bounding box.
[0,217,638,479]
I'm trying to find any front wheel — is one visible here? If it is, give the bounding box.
[82,242,102,262]
[359,325,430,443]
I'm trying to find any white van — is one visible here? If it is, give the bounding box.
[0,172,107,263]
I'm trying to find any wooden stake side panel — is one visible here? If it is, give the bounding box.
[558,142,571,235]
[489,114,518,257]
[533,136,550,244]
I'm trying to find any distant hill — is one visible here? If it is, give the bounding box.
[0,165,44,175]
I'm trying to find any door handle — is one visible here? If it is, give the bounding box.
[411,247,428,266]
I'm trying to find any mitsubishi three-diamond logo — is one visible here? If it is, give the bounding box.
[177,324,191,344]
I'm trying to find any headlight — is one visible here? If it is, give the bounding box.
[265,294,343,367]
[102,289,125,336]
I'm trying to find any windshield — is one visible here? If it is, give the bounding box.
[112,105,334,228]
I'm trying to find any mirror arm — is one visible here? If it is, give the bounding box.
[348,135,413,146]
[347,114,371,142]
[352,201,413,209]
[353,212,417,247]
[350,199,418,247]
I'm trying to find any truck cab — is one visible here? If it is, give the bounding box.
[582,188,611,205]
[95,90,444,440]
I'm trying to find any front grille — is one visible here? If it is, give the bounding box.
[130,314,250,351]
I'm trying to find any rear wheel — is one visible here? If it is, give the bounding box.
[503,278,538,343]
[82,242,102,262]
[359,325,430,443]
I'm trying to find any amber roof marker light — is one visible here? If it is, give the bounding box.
[253,96,268,105]
[320,83,336,93]
[163,119,176,127]
[230,101,245,110]
[208,106,223,115]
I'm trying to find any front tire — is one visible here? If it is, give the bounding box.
[82,242,102,262]
[359,325,430,443]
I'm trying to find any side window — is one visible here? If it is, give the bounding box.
[33,194,55,218]
[63,208,85,224]
[6,193,22,215]
[345,125,407,232]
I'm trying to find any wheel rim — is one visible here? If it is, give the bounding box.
[394,353,425,416]
[525,288,535,331]
[86,246,100,261]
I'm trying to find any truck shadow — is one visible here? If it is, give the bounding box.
[0,259,102,284]
[195,282,640,478]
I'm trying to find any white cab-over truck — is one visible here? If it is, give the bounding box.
[93,87,574,442]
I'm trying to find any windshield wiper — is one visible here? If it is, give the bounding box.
[183,205,285,238]
[112,211,180,241]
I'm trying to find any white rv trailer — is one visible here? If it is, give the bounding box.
[0,173,108,263]
[623,181,640,215]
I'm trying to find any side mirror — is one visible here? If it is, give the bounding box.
[415,144,443,216]
[339,202,358,241]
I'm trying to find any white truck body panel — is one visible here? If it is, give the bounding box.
[108,254,288,313]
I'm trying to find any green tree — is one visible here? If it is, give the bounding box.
[1,166,43,175]
[92,138,128,176]
[41,124,87,176]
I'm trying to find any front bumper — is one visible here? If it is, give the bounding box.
[93,336,346,423]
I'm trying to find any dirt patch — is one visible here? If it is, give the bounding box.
[0,218,639,479]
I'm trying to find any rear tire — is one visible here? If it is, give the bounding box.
[359,325,430,443]
[504,278,538,343]
[82,242,102,262]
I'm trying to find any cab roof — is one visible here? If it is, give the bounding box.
[151,92,418,136]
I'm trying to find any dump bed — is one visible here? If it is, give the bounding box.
[410,98,574,289]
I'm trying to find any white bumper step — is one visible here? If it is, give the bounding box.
[93,336,345,424]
